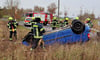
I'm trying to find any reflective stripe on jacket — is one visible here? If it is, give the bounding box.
[7,20,18,31]
[51,20,58,27]
[32,23,45,39]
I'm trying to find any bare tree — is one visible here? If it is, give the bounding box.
[89,12,95,20]
[5,0,20,19]
[24,9,33,13]
[78,11,95,20]
[5,0,20,9]
[47,3,57,14]
[34,6,44,12]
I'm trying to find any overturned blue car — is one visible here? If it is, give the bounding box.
[22,20,90,46]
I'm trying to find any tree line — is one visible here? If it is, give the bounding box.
[0,0,57,20]
[0,0,99,20]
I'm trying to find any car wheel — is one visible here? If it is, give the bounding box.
[71,20,85,34]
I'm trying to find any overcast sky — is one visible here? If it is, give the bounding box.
[0,0,100,17]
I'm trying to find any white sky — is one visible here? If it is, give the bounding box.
[0,0,100,18]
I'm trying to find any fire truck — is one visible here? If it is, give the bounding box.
[25,12,53,25]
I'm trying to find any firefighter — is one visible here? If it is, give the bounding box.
[7,17,18,41]
[31,17,36,24]
[85,18,93,28]
[31,17,36,33]
[75,17,79,20]
[22,17,36,47]
[30,17,45,50]
[64,17,69,27]
[51,17,58,30]
[59,19,64,27]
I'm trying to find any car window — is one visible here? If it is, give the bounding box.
[26,18,32,21]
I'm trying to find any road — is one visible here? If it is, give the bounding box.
[18,21,53,31]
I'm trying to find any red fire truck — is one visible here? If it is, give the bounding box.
[25,12,53,25]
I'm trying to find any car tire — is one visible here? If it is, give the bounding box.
[71,20,85,34]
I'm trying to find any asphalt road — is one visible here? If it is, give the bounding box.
[18,21,53,31]
[18,21,24,26]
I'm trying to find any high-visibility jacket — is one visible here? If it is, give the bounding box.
[59,21,64,27]
[31,20,37,32]
[86,21,93,28]
[7,20,18,31]
[31,20,37,26]
[64,20,68,26]
[51,20,58,27]
[32,23,45,39]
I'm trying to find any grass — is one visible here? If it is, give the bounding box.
[82,20,100,30]
[0,20,100,60]
[92,20,100,30]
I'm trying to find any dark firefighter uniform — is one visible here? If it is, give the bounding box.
[51,17,58,30]
[31,17,37,33]
[85,18,93,28]
[31,17,45,49]
[59,19,64,27]
[7,17,18,41]
[22,17,36,45]
[64,18,69,26]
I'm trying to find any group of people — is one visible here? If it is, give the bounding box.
[51,17,93,30]
[51,17,69,30]
[7,16,93,50]
[7,17,45,50]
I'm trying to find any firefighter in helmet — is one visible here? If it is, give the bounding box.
[85,18,93,28]
[31,17,36,33]
[59,19,64,27]
[30,17,45,50]
[31,17,36,24]
[75,17,79,20]
[64,17,69,27]
[7,17,18,41]
[51,17,58,30]
[22,17,36,47]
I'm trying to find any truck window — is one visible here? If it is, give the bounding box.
[29,13,33,17]
[34,14,45,21]
[47,15,50,21]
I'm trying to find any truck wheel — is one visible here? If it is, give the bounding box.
[71,20,85,34]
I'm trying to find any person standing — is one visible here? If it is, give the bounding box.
[7,17,18,41]
[31,17,36,33]
[85,18,93,28]
[51,17,58,30]
[64,17,69,27]
[30,17,45,50]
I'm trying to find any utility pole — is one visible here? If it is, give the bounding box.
[58,0,60,20]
